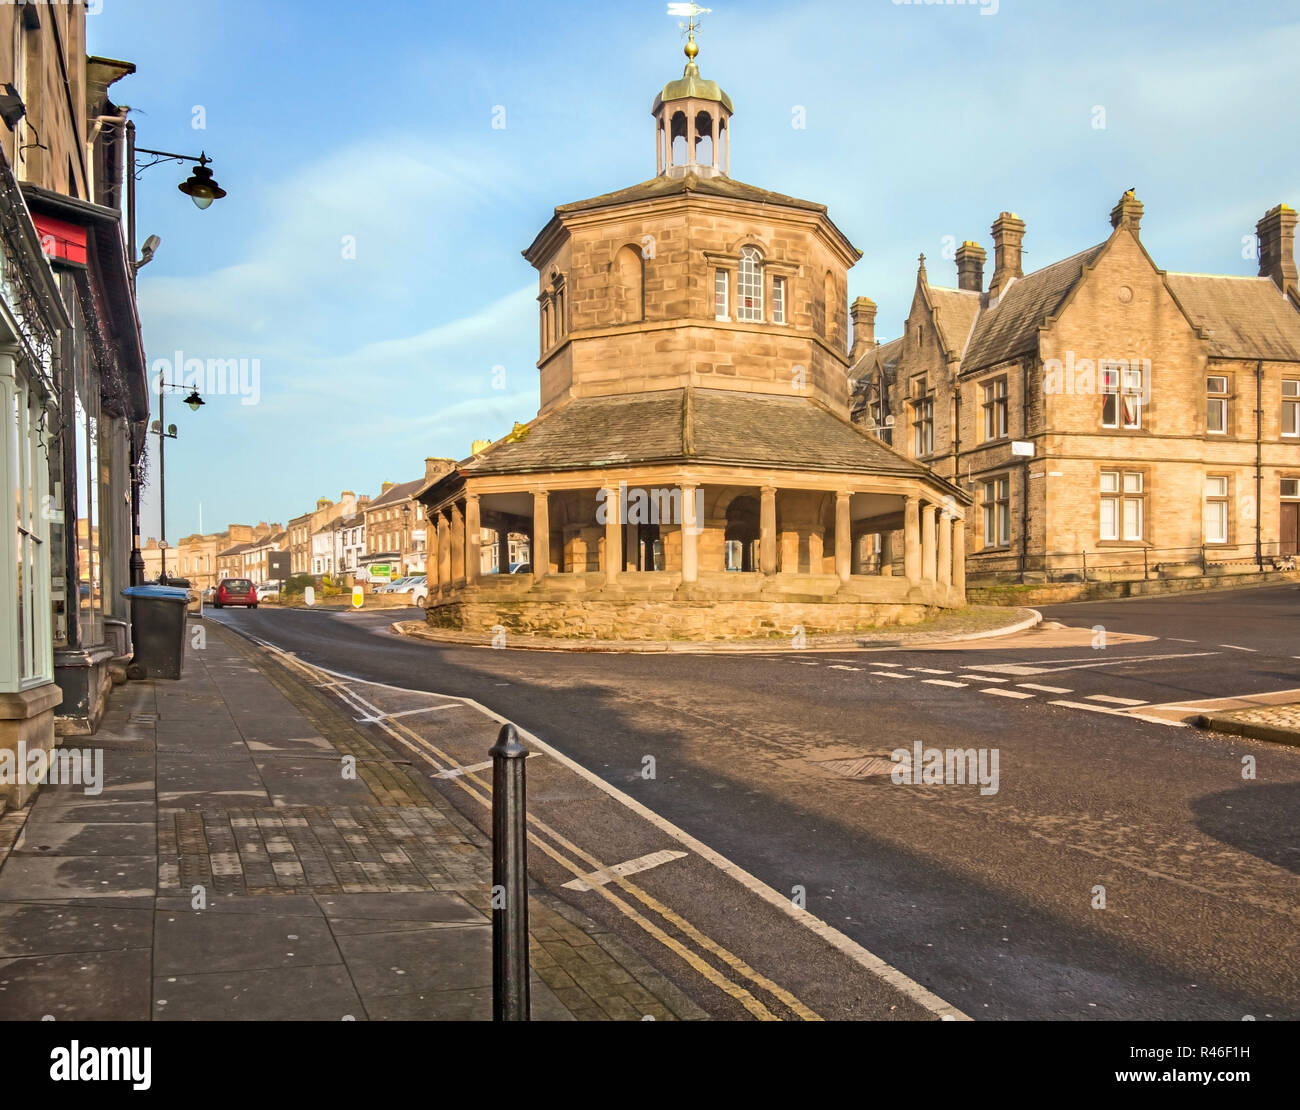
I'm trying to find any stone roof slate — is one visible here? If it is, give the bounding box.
[459,388,934,481]
[555,173,827,217]
[1163,273,1300,361]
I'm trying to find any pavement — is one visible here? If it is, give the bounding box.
[202,586,1300,1020]
[0,622,705,1021]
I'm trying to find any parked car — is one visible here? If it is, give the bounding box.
[411,579,429,606]
[509,563,532,574]
[373,576,406,593]
[379,576,420,594]
[214,578,258,609]
[255,582,280,599]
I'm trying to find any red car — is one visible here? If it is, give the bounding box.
[214,578,258,609]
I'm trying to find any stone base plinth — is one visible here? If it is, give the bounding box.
[0,682,64,808]
[426,574,956,642]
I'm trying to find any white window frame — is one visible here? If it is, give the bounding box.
[1101,469,1144,541]
[982,477,1011,549]
[714,269,729,321]
[913,395,934,458]
[736,246,764,322]
[772,276,786,325]
[0,353,54,692]
[1206,375,1228,435]
[1283,379,1299,438]
[1204,475,1229,544]
[1281,478,1299,500]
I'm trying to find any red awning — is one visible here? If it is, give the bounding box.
[31,213,89,266]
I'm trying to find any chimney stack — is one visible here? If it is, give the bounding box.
[989,212,1026,298]
[955,241,986,293]
[1256,203,1297,293]
[425,457,455,484]
[850,297,877,362]
[1110,190,1143,235]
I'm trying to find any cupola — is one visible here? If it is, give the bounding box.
[652,29,732,178]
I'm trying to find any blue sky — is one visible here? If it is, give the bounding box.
[88,0,1300,542]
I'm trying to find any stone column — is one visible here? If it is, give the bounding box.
[904,497,921,585]
[938,510,953,586]
[921,503,937,583]
[953,517,966,596]
[604,485,621,585]
[880,532,894,576]
[760,486,777,575]
[835,491,852,583]
[532,491,549,583]
[497,524,509,576]
[436,510,450,592]
[681,483,699,584]
[464,494,480,586]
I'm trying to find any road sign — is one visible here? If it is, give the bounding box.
[1011,441,1035,457]
[268,551,290,578]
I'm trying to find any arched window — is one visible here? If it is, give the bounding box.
[694,110,714,166]
[737,246,764,322]
[670,111,688,166]
[724,496,760,572]
[613,245,644,324]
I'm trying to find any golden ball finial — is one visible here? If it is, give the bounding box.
[684,36,699,61]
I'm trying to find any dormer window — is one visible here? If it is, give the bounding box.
[737,246,764,322]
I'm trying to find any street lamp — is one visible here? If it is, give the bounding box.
[123,118,227,585]
[152,379,205,582]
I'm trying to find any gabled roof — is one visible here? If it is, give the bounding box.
[962,244,1106,373]
[1163,273,1300,361]
[925,286,982,360]
[217,541,254,557]
[367,478,424,509]
[442,387,958,495]
[850,336,905,388]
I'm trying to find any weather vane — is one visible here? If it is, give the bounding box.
[668,2,713,53]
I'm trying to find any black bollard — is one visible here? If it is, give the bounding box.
[490,722,530,1021]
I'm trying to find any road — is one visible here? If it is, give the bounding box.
[208,583,1300,1020]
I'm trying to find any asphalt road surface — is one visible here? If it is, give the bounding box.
[208,583,1300,1020]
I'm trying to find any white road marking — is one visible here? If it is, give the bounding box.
[1085,694,1148,706]
[794,660,820,666]
[970,651,1220,676]
[1016,683,1073,694]
[1169,638,1198,643]
[1218,644,1258,653]
[562,850,689,892]
[873,671,912,679]
[353,703,463,723]
[982,688,1034,699]
[231,628,970,1020]
[909,667,952,675]
[1049,699,1123,715]
[871,662,903,668]
[829,665,861,672]
[434,753,541,779]
[922,679,968,688]
[962,674,1008,683]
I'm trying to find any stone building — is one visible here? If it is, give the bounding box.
[851,195,1300,581]
[418,37,969,640]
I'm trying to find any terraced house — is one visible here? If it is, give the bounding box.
[851,194,1300,582]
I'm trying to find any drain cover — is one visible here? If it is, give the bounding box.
[812,754,899,780]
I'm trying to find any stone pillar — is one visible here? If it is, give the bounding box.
[880,533,894,576]
[532,491,549,583]
[437,510,450,591]
[451,502,465,582]
[681,483,699,584]
[604,485,621,585]
[835,491,852,583]
[760,486,777,575]
[904,497,921,585]
[953,517,966,596]
[921,503,937,583]
[938,510,953,586]
[497,525,509,576]
[464,495,480,586]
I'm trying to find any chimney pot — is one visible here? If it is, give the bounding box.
[955,241,987,293]
[1256,203,1298,293]
[989,212,1026,298]
[850,296,877,362]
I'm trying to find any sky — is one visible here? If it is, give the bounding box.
[87,0,1300,542]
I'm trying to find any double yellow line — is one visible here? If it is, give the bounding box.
[267,643,821,1021]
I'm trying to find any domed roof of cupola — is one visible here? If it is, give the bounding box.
[653,39,733,113]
